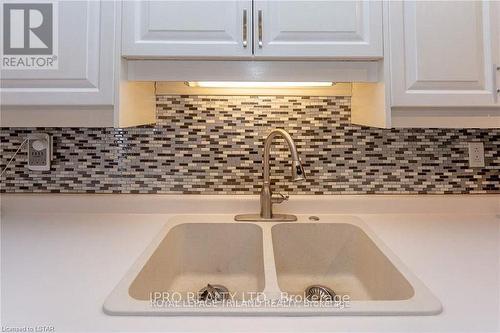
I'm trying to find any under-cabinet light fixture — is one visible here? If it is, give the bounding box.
[185,81,335,88]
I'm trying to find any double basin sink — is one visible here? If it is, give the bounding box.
[104,215,441,316]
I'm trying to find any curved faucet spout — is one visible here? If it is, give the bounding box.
[263,129,305,184]
[260,129,305,219]
[234,128,306,222]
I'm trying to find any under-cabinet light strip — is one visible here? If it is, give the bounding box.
[185,81,335,88]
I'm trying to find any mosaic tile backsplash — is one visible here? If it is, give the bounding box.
[1,95,499,194]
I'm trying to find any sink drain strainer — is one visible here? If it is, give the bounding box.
[198,284,229,302]
[305,285,336,301]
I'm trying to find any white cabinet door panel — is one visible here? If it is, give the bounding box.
[494,0,500,104]
[390,1,499,107]
[122,1,253,58]
[253,0,383,58]
[0,0,115,106]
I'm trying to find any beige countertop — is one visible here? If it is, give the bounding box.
[1,194,499,332]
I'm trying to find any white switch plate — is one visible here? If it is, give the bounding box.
[468,142,485,168]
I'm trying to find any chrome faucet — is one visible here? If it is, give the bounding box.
[235,129,306,222]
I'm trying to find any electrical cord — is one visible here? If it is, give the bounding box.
[0,138,28,177]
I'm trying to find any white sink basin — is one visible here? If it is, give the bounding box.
[129,223,265,301]
[104,215,441,316]
[272,223,414,301]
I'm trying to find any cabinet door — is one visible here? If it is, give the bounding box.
[253,0,382,58]
[122,1,252,58]
[390,1,500,107]
[0,0,115,106]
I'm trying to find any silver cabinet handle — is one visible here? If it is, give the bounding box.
[258,10,263,48]
[494,64,499,103]
[496,64,500,92]
[242,9,248,47]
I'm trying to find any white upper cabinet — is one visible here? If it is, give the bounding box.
[0,0,115,106]
[389,0,500,107]
[121,0,383,59]
[253,0,383,58]
[122,1,253,58]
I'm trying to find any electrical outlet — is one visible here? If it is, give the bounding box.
[27,133,53,171]
[468,142,485,168]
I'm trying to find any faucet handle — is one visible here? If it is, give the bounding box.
[272,192,289,204]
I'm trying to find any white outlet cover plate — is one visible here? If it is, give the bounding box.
[468,142,485,168]
[27,133,52,171]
